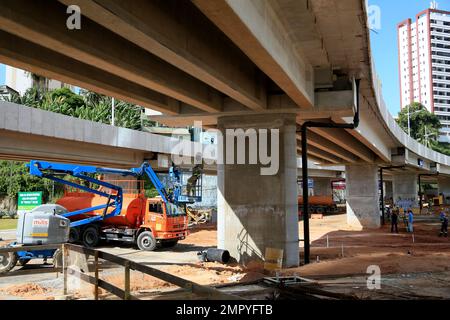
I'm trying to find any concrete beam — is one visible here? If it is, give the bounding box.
[297,131,359,163]
[296,138,344,164]
[0,101,215,166]
[296,146,334,165]
[59,0,267,111]
[150,91,354,127]
[0,129,146,168]
[309,126,375,163]
[193,0,314,108]
[332,106,391,163]
[0,31,180,115]
[0,0,223,113]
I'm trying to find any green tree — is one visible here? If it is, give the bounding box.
[0,161,58,201]
[0,85,157,206]
[4,87,151,130]
[396,102,441,147]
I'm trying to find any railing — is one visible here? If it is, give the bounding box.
[0,244,243,300]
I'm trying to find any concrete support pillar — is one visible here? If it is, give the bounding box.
[217,113,299,267]
[392,173,418,209]
[438,177,450,205]
[345,164,380,228]
[384,180,393,201]
[313,178,332,196]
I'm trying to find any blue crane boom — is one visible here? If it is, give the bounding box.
[27,160,201,228]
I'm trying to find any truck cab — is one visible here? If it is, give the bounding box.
[138,198,188,250]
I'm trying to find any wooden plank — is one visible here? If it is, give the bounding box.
[65,244,243,300]
[67,267,138,300]
[63,244,68,296]
[94,251,99,300]
[124,261,130,300]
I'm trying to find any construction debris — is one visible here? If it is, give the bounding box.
[186,207,213,226]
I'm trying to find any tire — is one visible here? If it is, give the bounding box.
[82,226,100,248]
[18,258,30,266]
[137,231,157,251]
[160,239,178,248]
[69,228,81,243]
[0,252,18,274]
[53,249,63,268]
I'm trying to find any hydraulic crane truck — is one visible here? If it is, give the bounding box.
[27,160,202,250]
[0,160,203,273]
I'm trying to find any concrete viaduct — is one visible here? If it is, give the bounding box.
[2,0,450,267]
[0,100,345,181]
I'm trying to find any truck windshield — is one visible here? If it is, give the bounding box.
[165,202,185,216]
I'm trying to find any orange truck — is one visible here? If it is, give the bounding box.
[27,160,201,251]
[298,195,337,216]
[56,180,188,250]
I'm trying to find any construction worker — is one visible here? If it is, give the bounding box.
[391,208,399,233]
[186,163,202,196]
[439,209,446,223]
[169,162,181,184]
[386,206,392,222]
[440,213,448,237]
[407,208,414,233]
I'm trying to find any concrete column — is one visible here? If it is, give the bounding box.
[313,178,332,196]
[217,113,299,267]
[438,177,450,205]
[345,164,380,228]
[392,173,418,208]
[384,180,393,201]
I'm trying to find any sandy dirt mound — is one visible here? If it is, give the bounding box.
[181,225,217,247]
[2,283,51,297]
[102,261,264,294]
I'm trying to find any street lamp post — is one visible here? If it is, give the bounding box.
[111,97,115,126]
[423,126,437,148]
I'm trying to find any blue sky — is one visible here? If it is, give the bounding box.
[0,64,5,85]
[369,0,450,115]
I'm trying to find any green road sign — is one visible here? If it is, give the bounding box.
[18,192,42,211]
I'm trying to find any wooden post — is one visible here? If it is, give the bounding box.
[124,261,130,300]
[94,251,99,300]
[63,244,68,296]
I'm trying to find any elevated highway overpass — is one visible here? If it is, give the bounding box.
[2,0,450,266]
[0,100,345,179]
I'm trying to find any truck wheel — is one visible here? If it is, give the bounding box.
[53,249,63,268]
[0,252,18,274]
[69,228,80,243]
[82,226,100,248]
[160,239,178,248]
[137,231,157,251]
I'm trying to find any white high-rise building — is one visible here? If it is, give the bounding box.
[398,4,450,142]
[5,65,74,96]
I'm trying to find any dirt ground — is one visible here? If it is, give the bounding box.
[182,214,450,299]
[1,214,449,299]
[294,214,450,277]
